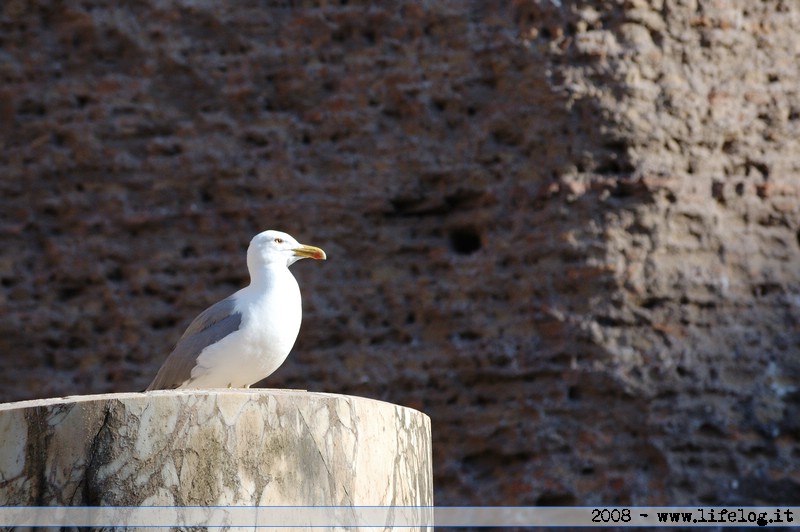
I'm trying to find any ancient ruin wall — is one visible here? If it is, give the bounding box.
[2,0,799,505]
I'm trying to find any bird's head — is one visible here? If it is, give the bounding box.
[248,230,327,269]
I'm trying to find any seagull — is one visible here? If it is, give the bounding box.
[146,230,326,390]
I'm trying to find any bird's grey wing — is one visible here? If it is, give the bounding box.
[146,296,242,390]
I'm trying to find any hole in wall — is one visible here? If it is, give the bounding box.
[449,227,482,255]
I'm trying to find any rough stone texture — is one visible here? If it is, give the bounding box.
[0,390,432,514]
[1,0,799,507]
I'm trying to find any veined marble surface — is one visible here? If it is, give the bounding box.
[0,390,432,511]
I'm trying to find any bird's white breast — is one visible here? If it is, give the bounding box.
[191,266,302,387]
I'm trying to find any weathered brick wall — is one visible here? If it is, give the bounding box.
[2,0,799,505]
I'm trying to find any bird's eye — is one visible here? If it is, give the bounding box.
[274,238,283,244]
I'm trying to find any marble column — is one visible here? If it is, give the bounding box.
[0,390,432,527]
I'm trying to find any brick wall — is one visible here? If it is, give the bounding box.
[2,0,799,505]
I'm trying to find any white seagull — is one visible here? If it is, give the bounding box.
[146,230,326,390]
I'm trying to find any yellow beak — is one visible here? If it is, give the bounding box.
[293,244,326,261]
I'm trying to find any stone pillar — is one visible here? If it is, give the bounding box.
[0,390,432,527]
